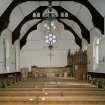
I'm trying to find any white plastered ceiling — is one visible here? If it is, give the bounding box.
[20,19,41,39]
[89,0,105,17]
[1,0,105,17]
[0,0,13,16]
[60,19,82,38]
[0,0,104,40]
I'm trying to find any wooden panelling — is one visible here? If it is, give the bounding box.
[75,64,87,80]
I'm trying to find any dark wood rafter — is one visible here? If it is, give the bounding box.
[12,6,47,44]
[0,0,104,35]
[58,19,82,48]
[20,19,43,49]
[53,6,90,43]
[12,6,89,44]
[83,1,104,35]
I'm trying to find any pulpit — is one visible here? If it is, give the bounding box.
[75,64,87,80]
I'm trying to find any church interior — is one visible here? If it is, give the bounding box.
[0,0,105,105]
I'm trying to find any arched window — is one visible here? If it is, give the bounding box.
[5,39,10,72]
[93,38,99,71]
[37,12,40,18]
[33,12,36,18]
[65,12,68,17]
[61,12,64,17]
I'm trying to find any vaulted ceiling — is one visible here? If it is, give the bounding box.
[0,0,104,49]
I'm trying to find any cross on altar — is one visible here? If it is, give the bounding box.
[48,50,54,63]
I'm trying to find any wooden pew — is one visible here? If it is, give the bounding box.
[0,96,105,105]
[0,78,105,105]
[0,89,105,96]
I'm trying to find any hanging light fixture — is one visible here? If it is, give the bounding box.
[44,0,57,50]
[45,33,56,49]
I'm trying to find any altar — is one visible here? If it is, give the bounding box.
[31,67,71,78]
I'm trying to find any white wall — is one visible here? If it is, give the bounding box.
[89,0,105,17]
[87,27,105,73]
[0,36,6,73]
[86,15,105,74]
[0,29,20,74]
[0,0,13,16]
[15,40,20,72]
[97,37,105,73]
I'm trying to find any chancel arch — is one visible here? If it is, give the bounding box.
[20,19,82,49]
[20,19,43,49]
[20,21,80,67]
